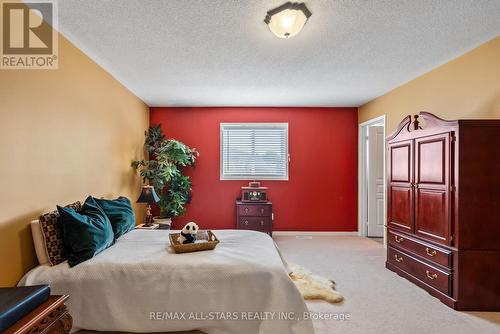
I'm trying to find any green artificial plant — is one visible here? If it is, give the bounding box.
[131,124,198,219]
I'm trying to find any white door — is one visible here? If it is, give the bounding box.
[367,126,385,237]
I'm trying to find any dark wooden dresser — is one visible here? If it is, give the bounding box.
[236,200,273,236]
[386,112,500,311]
[4,295,72,334]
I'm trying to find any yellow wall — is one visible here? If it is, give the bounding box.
[0,35,149,286]
[359,36,500,133]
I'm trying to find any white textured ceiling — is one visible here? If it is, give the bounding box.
[56,0,500,107]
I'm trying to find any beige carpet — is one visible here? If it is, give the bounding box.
[277,236,500,334]
[79,236,500,334]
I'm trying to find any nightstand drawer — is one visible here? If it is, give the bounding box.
[238,217,271,231]
[238,205,271,217]
[236,200,273,236]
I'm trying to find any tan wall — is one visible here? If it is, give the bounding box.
[359,36,500,133]
[0,34,149,286]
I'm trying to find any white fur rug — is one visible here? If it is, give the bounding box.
[288,263,344,303]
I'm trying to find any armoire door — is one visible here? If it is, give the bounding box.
[387,139,414,233]
[414,132,453,245]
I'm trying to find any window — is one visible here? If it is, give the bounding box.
[220,123,289,180]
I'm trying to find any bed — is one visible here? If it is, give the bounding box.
[19,229,314,334]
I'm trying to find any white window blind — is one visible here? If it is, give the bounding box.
[220,123,289,180]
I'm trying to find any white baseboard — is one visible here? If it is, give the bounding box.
[272,231,359,237]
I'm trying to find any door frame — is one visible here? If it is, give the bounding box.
[358,115,386,242]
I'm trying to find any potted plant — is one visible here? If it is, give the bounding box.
[132,124,198,227]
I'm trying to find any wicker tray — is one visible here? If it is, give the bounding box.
[169,230,219,253]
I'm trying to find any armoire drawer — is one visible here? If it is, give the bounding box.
[388,246,452,296]
[388,229,452,269]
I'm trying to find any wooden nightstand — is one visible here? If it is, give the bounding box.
[236,200,273,236]
[4,295,72,334]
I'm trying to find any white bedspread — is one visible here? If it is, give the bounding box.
[19,229,313,334]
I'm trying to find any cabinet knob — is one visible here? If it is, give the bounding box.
[394,236,404,243]
[244,207,249,213]
[394,254,403,263]
[260,208,265,214]
[425,247,436,257]
[260,220,264,226]
[426,270,438,280]
[244,220,249,226]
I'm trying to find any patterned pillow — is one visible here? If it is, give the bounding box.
[39,201,82,266]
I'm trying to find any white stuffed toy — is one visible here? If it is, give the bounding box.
[178,222,199,244]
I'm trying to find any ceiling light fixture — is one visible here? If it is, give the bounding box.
[264,2,311,39]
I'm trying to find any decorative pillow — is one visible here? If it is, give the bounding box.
[58,196,115,267]
[39,201,82,266]
[93,196,135,238]
[30,220,49,265]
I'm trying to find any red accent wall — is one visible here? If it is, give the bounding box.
[150,107,358,231]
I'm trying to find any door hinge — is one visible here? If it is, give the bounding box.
[450,235,454,242]
[451,134,456,142]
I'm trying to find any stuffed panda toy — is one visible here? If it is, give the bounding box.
[178,222,199,244]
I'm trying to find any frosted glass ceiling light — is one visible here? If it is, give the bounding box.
[264,2,311,39]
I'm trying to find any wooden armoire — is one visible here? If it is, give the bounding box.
[386,112,500,311]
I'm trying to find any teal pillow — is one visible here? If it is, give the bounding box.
[93,196,135,238]
[58,196,115,267]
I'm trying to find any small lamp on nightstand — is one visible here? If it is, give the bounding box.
[136,185,160,227]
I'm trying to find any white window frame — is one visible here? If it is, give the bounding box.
[220,123,289,181]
